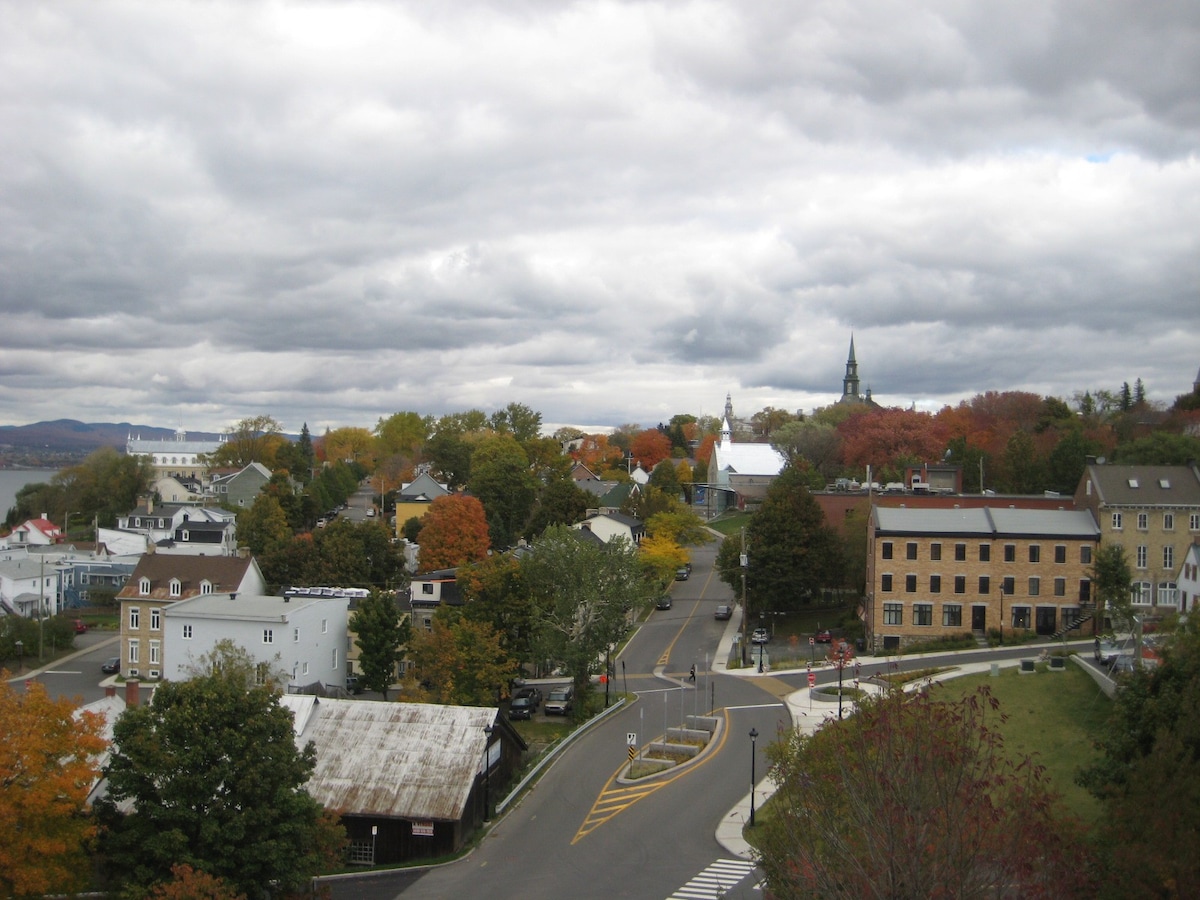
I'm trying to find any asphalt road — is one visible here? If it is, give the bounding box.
[6,627,120,703]
[327,537,782,900]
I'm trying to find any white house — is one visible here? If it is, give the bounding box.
[0,554,61,617]
[573,511,645,546]
[102,499,238,557]
[1178,542,1200,614]
[163,592,350,690]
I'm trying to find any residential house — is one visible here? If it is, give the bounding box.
[865,506,1099,652]
[0,554,60,617]
[208,461,274,509]
[7,516,62,547]
[116,554,266,680]
[280,695,525,864]
[573,511,645,546]
[1177,541,1200,614]
[151,474,204,504]
[103,499,238,557]
[409,568,461,633]
[576,478,639,516]
[126,428,224,479]
[706,417,786,512]
[1074,462,1200,616]
[393,472,451,538]
[58,557,135,611]
[163,592,350,690]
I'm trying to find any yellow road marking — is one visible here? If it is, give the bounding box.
[572,707,732,843]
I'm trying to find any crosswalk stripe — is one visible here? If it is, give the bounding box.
[667,858,757,899]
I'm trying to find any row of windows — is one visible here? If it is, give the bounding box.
[138,577,214,596]
[154,620,331,641]
[1131,582,1179,606]
[1112,512,1200,531]
[127,639,160,664]
[881,602,1063,629]
[1132,545,1178,570]
[880,541,1092,565]
[880,573,1087,598]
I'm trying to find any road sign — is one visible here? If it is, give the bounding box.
[626,732,637,746]
[809,636,815,645]
[807,672,816,687]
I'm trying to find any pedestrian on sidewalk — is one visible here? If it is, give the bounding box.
[689,664,696,682]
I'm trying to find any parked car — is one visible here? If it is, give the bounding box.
[101,656,120,674]
[508,687,543,720]
[674,567,689,581]
[751,627,769,644]
[544,685,574,716]
[344,675,362,695]
[1095,638,1130,666]
[714,604,733,620]
[656,595,673,610]
[814,629,833,643]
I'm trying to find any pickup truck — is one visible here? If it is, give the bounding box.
[544,685,574,716]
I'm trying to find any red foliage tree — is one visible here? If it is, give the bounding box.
[415,494,491,572]
[630,429,672,470]
[837,408,949,477]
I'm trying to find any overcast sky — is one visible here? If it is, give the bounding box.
[2,1,1198,436]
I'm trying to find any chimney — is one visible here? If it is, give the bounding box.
[105,685,116,698]
[125,678,141,707]
[145,496,153,514]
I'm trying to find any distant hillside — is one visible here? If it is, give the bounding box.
[0,420,224,466]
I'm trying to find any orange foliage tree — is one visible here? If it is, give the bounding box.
[146,864,247,900]
[0,675,107,897]
[415,494,491,572]
[837,408,949,480]
[630,429,672,470]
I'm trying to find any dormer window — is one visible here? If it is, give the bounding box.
[200,580,213,594]
[181,530,190,541]
[169,578,181,598]
[139,577,151,595]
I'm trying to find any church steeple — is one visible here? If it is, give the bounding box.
[724,392,734,423]
[842,335,860,402]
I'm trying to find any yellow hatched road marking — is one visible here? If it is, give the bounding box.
[571,708,731,844]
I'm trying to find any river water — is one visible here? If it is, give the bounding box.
[0,469,60,518]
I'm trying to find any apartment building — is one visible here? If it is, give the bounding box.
[1074,462,1200,615]
[865,506,1099,652]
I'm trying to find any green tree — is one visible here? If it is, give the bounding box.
[647,459,681,497]
[524,478,591,540]
[0,676,107,898]
[1078,623,1200,897]
[425,430,473,489]
[457,553,534,666]
[407,614,515,707]
[488,402,543,442]
[737,465,844,612]
[20,446,154,529]
[1002,428,1046,493]
[770,419,842,481]
[350,590,411,699]
[96,658,344,897]
[522,525,648,708]
[756,686,1092,899]
[1112,431,1200,465]
[1093,544,1134,632]
[204,415,288,469]
[374,410,432,458]
[236,494,292,557]
[468,435,538,549]
[1046,426,1103,494]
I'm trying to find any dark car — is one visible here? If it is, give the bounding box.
[656,595,673,610]
[814,630,833,643]
[344,675,362,695]
[544,685,574,716]
[714,604,733,620]
[508,687,543,720]
[675,567,690,581]
[751,627,769,644]
[101,656,120,674]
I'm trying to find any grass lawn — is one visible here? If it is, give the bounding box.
[931,662,1112,824]
[707,511,753,536]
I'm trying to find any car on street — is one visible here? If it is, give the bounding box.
[72,618,88,634]
[714,604,732,620]
[544,685,574,716]
[751,627,769,644]
[101,656,120,674]
[508,687,542,720]
[344,675,362,695]
[656,595,673,610]
[674,567,689,581]
[814,629,833,643]
[1095,637,1131,666]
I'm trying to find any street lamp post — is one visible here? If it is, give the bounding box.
[15,639,23,672]
[749,727,759,826]
[482,725,495,823]
[758,637,764,674]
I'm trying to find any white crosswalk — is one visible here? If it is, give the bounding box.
[668,858,758,899]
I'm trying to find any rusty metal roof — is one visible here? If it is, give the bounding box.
[280,697,498,822]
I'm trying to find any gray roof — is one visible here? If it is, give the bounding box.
[874,506,1099,539]
[1083,464,1200,507]
[164,592,336,621]
[281,696,497,821]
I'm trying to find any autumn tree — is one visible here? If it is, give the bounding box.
[645,509,708,547]
[350,590,411,699]
[750,405,797,439]
[146,864,247,900]
[96,660,345,897]
[629,429,672,471]
[416,494,491,572]
[407,614,515,706]
[837,407,947,483]
[0,676,107,898]
[770,419,842,480]
[522,525,648,707]
[204,415,289,469]
[756,685,1093,899]
[321,426,376,467]
[236,494,292,556]
[374,410,432,459]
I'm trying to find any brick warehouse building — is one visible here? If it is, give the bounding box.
[865,506,1100,652]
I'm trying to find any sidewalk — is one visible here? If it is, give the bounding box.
[4,630,118,684]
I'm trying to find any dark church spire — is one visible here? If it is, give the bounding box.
[842,334,860,402]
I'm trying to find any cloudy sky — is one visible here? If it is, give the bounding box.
[2,1,1198,436]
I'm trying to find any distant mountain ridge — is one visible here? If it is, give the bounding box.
[0,419,225,463]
